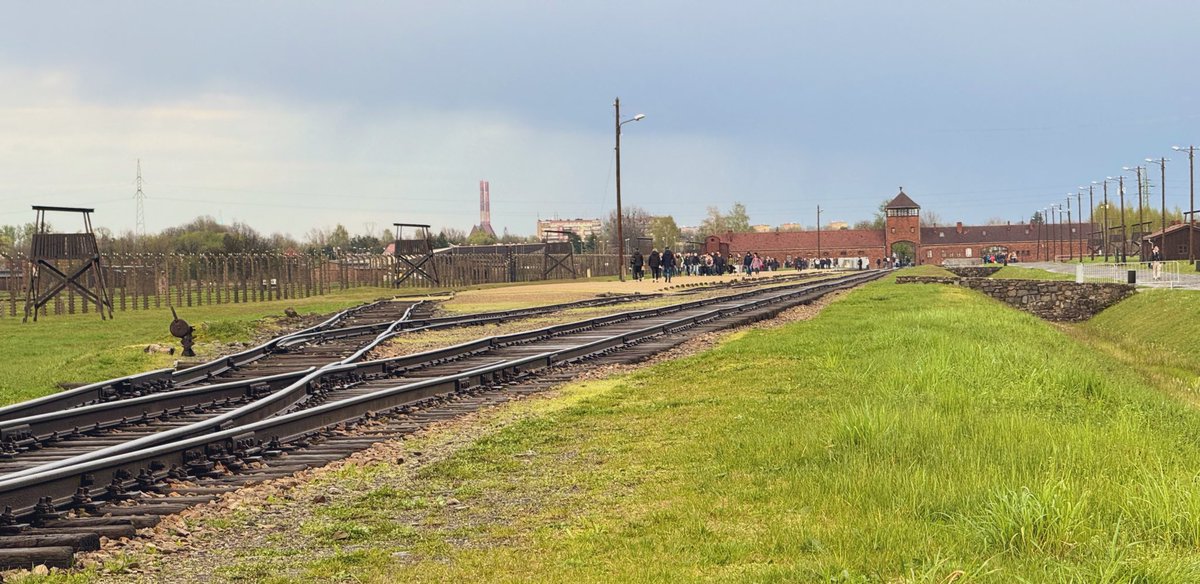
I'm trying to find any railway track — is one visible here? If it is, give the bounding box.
[0,270,881,569]
[0,299,428,425]
[0,292,685,472]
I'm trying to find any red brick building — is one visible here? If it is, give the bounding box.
[704,189,1089,266]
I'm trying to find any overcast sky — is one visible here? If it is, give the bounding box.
[2,1,1198,238]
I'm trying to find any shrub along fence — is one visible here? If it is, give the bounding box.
[0,252,621,318]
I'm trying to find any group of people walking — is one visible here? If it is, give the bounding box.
[629,248,680,282]
[630,249,848,281]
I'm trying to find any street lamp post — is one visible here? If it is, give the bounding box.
[1147,157,1168,258]
[1173,145,1196,263]
[1088,183,1097,260]
[1076,189,1085,261]
[1099,178,1108,260]
[816,205,822,260]
[1124,166,1146,259]
[1044,207,1052,261]
[1065,194,1074,260]
[1056,204,1065,260]
[1035,209,1042,261]
[613,97,645,282]
[1048,203,1058,261]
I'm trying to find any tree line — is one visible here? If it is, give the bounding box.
[0,202,761,257]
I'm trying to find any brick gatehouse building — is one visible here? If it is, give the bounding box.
[704,189,1088,266]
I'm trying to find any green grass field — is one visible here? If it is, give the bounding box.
[147,273,1200,583]
[0,287,400,406]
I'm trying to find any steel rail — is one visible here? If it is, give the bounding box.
[170,299,422,386]
[0,299,412,424]
[0,274,816,424]
[0,294,664,452]
[4,272,867,480]
[0,271,883,518]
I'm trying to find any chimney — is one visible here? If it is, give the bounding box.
[955,222,963,234]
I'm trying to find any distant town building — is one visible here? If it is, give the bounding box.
[536,218,602,242]
[751,224,773,233]
[779,223,803,231]
[828,221,849,231]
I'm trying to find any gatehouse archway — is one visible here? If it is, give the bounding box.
[890,241,916,266]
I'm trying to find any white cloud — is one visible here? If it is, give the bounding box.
[0,66,790,237]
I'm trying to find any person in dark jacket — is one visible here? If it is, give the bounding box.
[630,249,644,281]
[662,248,676,283]
[648,249,661,282]
[742,252,753,277]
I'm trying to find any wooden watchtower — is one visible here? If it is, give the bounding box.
[24,206,114,322]
[392,223,440,286]
[540,230,577,279]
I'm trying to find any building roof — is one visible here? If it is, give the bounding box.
[713,229,885,254]
[1143,222,1200,239]
[921,223,1093,245]
[885,189,919,209]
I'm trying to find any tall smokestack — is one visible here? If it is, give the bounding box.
[478,180,496,237]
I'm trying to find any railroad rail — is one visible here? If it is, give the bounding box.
[0,272,835,478]
[0,270,880,568]
[0,292,683,469]
[0,288,677,427]
[0,299,426,423]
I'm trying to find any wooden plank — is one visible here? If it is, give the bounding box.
[0,546,75,569]
[0,533,100,552]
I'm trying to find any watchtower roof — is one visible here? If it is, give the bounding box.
[885,189,920,210]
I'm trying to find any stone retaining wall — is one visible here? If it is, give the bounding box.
[945,266,1003,278]
[896,276,1134,321]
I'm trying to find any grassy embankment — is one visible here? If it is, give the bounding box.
[0,287,402,406]
[166,270,1200,582]
[895,265,954,277]
[990,266,1075,280]
[1075,289,1200,405]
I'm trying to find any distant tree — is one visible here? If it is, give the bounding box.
[268,232,301,252]
[439,228,467,245]
[349,233,383,253]
[1030,211,1044,225]
[602,206,653,251]
[852,220,875,230]
[698,206,728,236]
[174,230,226,254]
[649,215,682,250]
[0,225,18,253]
[698,202,751,235]
[726,202,751,232]
[984,217,1009,225]
[467,228,498,245]
[920,210,943,227]
[564,231,584,253]
[870,199,889,230]
[328,224,351,250]
[583,232,599,253]
[497,230,537,244]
